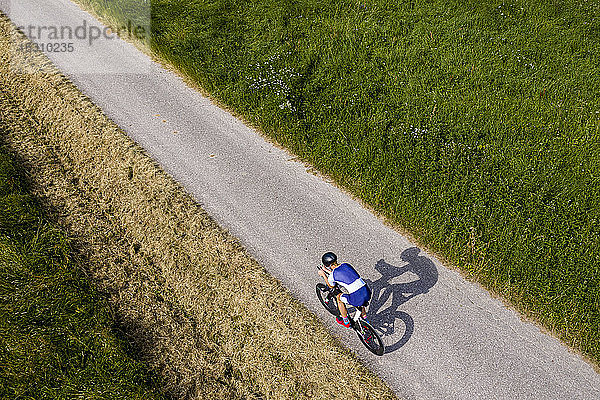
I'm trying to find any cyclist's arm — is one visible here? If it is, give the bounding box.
[326,271,336,288]
[318,268,335,288]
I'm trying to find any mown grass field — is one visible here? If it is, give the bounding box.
[0,148,165,398]
[73,0,600,364]
[1,13,398,399]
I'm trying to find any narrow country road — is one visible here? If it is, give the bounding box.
[3,1,599,399]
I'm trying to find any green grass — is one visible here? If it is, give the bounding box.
[0,148,165,399]
[74,0,600,363]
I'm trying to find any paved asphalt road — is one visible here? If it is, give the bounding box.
[3,1,600,399]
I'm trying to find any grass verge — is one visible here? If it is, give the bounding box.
[0,144,165,398]
[72,0,600,364]
[0,12,398,400]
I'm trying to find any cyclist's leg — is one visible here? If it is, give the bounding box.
[355,285,371,319]
[359,306,367,319]
[337,293,349,319]
[341,286,371,320]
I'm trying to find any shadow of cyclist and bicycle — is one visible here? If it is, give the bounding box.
[364,247,438,354]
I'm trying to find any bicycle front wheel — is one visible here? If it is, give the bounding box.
[356,320,385,356]
[316,283,339,316]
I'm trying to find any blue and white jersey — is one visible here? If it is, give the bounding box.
[328,263,366,294]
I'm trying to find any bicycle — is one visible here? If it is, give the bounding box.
[316,268,385,356]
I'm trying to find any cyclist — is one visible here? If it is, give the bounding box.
[318,252,371,328]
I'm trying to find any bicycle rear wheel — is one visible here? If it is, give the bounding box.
[356,319,385,356]
[316,283,339,316]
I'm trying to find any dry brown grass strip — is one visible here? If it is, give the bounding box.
[0,13,398,400]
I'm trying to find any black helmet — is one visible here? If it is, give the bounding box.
[322,252,337,267]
